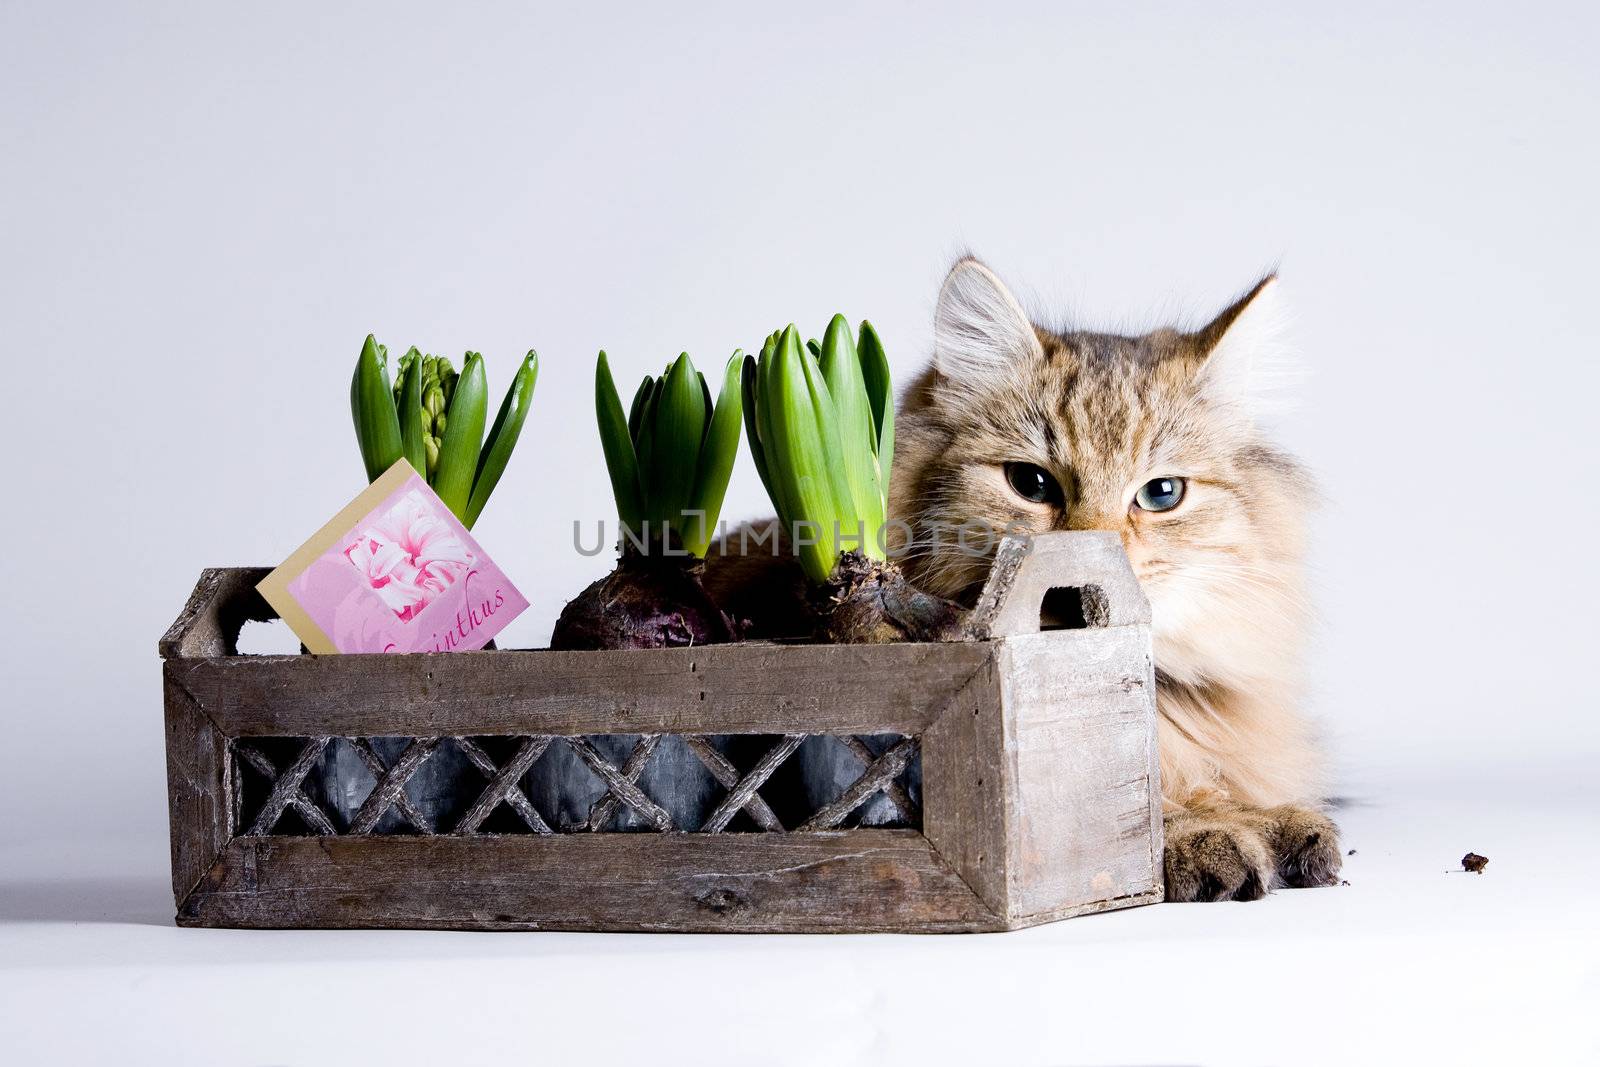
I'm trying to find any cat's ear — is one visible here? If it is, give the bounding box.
[934,257,1043,388]
[1192,273,1294,415]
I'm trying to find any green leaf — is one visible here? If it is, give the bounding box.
[465,349,539,529]
[740,352,776,505]
[752,335,794,529]
[818,314,884,538]
[596,351,644,535]
[684,351,745,557]
[698,371,715,440]
[351,334,403,482]
[633,376,663,520]
[857,319,894,510]
[432,352,488,521]
[649,352,707,542]
[767,325,849,583]
[398,347,428,481]
[627,375,652,444]
[799,326,872,562]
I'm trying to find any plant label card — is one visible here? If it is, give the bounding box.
[257,460,528,654]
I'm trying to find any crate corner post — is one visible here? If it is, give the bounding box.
[929,532,1166,927]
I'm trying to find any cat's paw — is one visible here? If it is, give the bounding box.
[1266,804,1343,888]
[1162,808,1276,902]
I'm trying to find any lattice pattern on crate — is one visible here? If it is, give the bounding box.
[232,733,921,836]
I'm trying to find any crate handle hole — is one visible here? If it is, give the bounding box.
[1039,585,1109,630]
[236,618,301,656]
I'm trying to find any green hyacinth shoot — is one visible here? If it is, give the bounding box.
[350,335,539,528]
[595,349,743,558]
[741,316,893,585]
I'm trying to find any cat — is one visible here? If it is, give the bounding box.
[706,256,1342,900]
[893,257,1341,900]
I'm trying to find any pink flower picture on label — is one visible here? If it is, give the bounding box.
[342,489,476,623]
[258,461,528,655]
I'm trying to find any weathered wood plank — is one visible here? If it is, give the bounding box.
[923,626,1163,923]
[163,670,231,903]
[921,654,1011,917]
[172,639,993,737]
[996,629,1163,918]
[178,831,1003,933]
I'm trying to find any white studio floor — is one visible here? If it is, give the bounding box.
[1,758,1593,1067]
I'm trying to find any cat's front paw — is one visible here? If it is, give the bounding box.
[1162,807,1275,902]
[1266,804,1343,888]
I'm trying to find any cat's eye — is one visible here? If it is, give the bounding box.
[1134,477,1186,512]
[1004,462,1064,506]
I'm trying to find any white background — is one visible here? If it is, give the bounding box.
[2,3,1596,1064]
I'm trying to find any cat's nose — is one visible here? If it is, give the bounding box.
[1059,506,1120,532]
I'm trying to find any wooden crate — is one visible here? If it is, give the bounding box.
[160,531,1163,932]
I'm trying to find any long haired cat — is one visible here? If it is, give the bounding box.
[892,257,1341,900]
[706,257,1342,900]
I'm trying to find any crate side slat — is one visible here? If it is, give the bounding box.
[998,628,1163,918]
[920,653,1012,917]
[178,831,1004,933]
[175,640,992,737]
[163,667,231,903]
